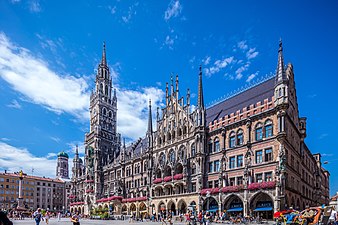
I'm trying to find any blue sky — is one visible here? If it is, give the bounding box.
[0,0,337,195]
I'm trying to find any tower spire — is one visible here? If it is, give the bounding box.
[75,145,79,158]
[275,39,287,85]
[147,99,153,134]
[197,65,204,109]
[101,41,107,66]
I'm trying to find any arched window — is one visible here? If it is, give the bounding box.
[229,131,236,148]
[100,83,103,93]
[208,141,213,154]
[264,120,273,138]
[191,143,196,157]
[236,129,244,146]
[178,128,182,136]
[108,111,112,118]
[255,123,263,141]
[214,138,220,152]
[105,85,108,95]
[191,163,196,175]
[169,150,175,163]
[103,108,107,115]
[178,146,185,160]
[144,161,148,171]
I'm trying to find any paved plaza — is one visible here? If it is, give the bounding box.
[6,218,275,225]
[6,218,186,225]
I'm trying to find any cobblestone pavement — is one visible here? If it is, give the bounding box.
[9,218,275,225]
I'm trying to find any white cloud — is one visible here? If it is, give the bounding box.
[246,72,258,82]
[0,33,90,120]
[237,41,248,50]
[0,33,165,141]
[235,63,249,80]
[46,153,57,159]
[67,141,86,155]
[204,56,234,76]
[50,136,61,143]
[164,0,182,21]
[203,56,211,65]
[117,87,164,139]
[122,2,138,23]
[246,48,259,60]
[163,35,178,50]
[0,142,57,178]
[7,99,22,109]
[29,0,41,13]
[110,6,117,15]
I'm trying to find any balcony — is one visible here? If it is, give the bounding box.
[220,185,244,193]
[248,181,276,191]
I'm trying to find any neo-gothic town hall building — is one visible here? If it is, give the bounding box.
[70,42,330,219]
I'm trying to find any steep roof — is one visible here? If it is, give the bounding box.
[206,77,275,124]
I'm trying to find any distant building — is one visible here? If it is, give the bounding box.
[56,151,70,179]
[70,41,330,218]
[329,192,338,208]
[0,171,67,212]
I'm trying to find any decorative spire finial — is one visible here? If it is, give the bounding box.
[275,39,287,84]
[198,65,204,109]
[101,41,107,66]
[75,145,79,155]
[147,99,153,134]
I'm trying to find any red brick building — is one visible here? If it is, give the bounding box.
[70,41,329,218]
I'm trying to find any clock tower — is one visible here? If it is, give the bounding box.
[84,43,121,204]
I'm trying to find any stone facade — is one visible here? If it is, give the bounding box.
[70,41,330,219]
[0,171,67,212]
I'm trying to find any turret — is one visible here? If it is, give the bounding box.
[274,39,289,107]
[147,99,154,150]
[196,65,205,126]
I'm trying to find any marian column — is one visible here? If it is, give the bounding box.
[17,170,24,209]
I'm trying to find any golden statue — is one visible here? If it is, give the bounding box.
[19,170,23,178]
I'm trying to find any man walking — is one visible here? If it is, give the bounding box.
[33,208,42,225]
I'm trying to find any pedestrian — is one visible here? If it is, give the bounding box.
[204,212,210,225]
[33,208,43,225]
[70,212,80,225]
[57,212,61,222]
[44,211,50,224]
[329,206,337,225]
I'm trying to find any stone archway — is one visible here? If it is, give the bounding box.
[121,205,128,215]
[158,201,166,214]
[203,197,219,212]
[223,194,244,215]
[177,199,187,214]
[139,202,147,215]
[249,192,274,219]
[164,166,172,177]
[167,200,176,215]
[130,203,137,213]
[175,163,183,174]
